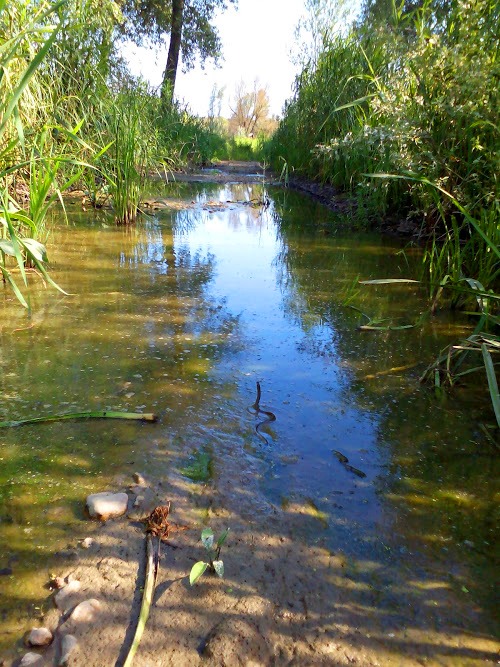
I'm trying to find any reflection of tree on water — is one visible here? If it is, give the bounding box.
[271,193,499,622]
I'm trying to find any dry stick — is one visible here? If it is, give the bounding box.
[0,410,157,428]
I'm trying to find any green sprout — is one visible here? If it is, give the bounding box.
[189,527,229,585]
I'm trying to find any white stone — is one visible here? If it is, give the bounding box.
[58,634,78,666]
[80,537,93,549]
[26,627,53,647]
[68,599,101,624]
[54,579,81,611]
[86,492,128,520]
[20,653,44,666]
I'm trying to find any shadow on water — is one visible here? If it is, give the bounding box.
[0,180,498,662]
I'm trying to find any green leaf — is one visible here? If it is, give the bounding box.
[212,560,224,578]
[216,528,230,548]
[201,528,214,549]
[0,265,28,308]
[21,238,47,263]
[481,344,500,428]
[3,200,27,287]
[0,239,16,256]
[190,561,208,585]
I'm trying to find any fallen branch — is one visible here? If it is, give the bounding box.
[123,533,159,667]
[0,410,157,428]
[122,504,188,666]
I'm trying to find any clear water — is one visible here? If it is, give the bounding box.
[0,182,498,653]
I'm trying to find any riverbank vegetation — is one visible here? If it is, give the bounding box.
[266,0,499,422]
[0,0,240,306]
[268,0,498,282]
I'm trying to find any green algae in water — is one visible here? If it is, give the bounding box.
[180,447,213,482]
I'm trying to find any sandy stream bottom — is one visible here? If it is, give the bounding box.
[6,442,498,667]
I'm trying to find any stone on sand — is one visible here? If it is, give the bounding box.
[19,653,44,666]
[58,634,78,666]
[54,580,81,612]
[26,627,53,647]
[86,492,128,520]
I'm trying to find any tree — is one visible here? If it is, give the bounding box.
[123,0,238,107]
[229,81,273,137]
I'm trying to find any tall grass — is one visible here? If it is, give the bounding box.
[103,89,156,225]
[0,0,70,306]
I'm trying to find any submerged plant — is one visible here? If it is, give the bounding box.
[189,527,229,585]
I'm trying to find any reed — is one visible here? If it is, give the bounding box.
[0,0,70,306]
[99,88,158,225]
[267,0,499,421]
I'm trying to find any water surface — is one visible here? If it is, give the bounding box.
[0,182,498,654]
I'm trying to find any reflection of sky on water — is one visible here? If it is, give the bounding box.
[170,199,384,529]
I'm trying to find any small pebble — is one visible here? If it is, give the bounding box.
[26,627,53,647]
[58,634,78,666]
[132,472,147,486]
[19,653,44,666]
[80,538,93,549]
[51,576,66,590]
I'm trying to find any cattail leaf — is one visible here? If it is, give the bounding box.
[481,344,500,428]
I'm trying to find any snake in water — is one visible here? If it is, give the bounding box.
[248,381,276,444]
[332,450,367,478]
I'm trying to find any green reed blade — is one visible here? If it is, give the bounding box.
[0,411,158,428]
[481,344,500,428]
[123,534,158,667]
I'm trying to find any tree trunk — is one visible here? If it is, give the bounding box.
[161,0,185,107]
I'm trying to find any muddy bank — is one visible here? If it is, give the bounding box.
[168,161,275,185]
[6,453,498,667]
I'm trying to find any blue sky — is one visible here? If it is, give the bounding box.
[123,0,307,118]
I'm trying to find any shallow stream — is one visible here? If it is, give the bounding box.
[0,180,498,655]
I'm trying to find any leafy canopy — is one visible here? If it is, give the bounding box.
[123,0,237,72]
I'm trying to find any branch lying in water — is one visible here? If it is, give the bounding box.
[0,410,158,428]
